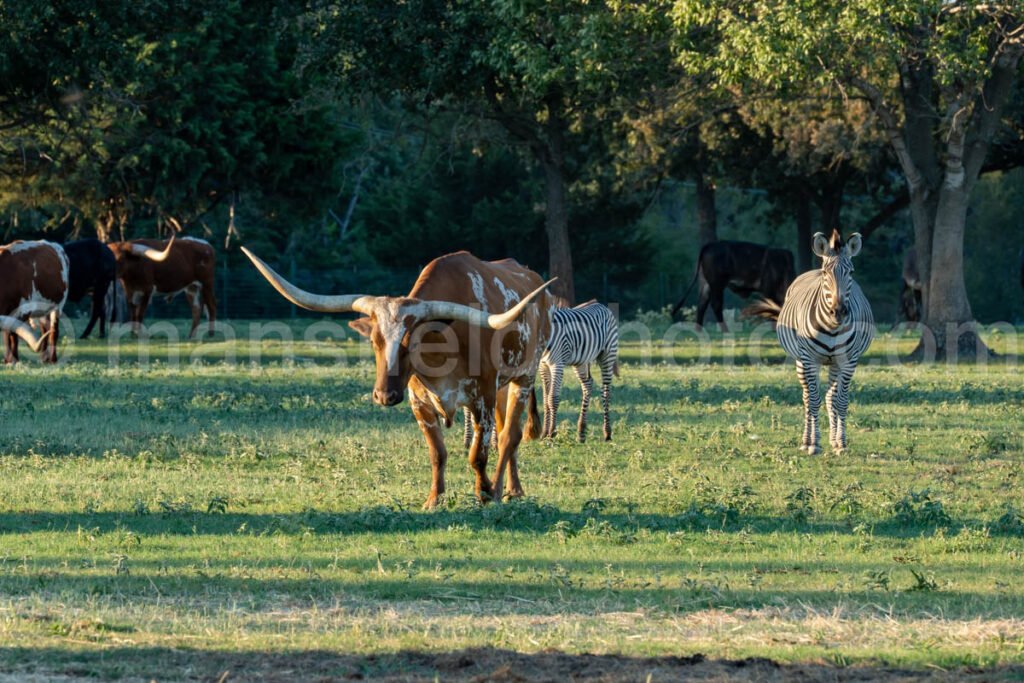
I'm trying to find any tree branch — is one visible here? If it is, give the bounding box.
[860,193,910,239]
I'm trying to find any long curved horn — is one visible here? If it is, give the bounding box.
[241,247,377,314]
[420,278,557,329]
[131,234,176,262]
[0,315,42,352]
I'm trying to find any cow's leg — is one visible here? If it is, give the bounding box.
[410,395,450,510]
[710,287,727,332]
[81,289,101,339]
[795,359,821,455]
[185,285,202,338]
[695,285,712,328]
[4,331,18,364]
[491,382,530,503]
[42,310,59,364]
[546,363,564,439]
[201,282,217,337]
[131,290,151,335]
[467,397,497,504]
[574,364,593,443]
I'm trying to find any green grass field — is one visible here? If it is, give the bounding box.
[1,318,1023,681]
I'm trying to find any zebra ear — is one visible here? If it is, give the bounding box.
[812,232,831,258]
[845,233,863,258]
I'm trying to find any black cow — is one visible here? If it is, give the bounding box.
[671,240,795,330]
[63,239,117,338]
[899,247,923,323]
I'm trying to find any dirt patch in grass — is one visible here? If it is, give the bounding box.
[6,648,1018,682]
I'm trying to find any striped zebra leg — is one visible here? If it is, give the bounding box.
[546,363,565,439]
[824,365,840,449]
[598,354,615,441]
[463,407,498,449]
[539,363,554,439]
[832,362,856,452]
[462,407,474,449]
[574,364,594,443]
[795,359,822,455]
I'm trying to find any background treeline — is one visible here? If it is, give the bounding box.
[1,0,1022,324]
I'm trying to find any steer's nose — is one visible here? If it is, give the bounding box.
[373,388,404,406]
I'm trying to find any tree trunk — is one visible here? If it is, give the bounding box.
[913,187,990,360]
[795,196,813,273]
[695,172,717,246]
[542,158,575,305]
[540,102,575,305]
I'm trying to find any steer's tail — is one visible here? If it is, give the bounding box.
[671,249,706,317]
[524,388,541,441]
[742,298,782,322]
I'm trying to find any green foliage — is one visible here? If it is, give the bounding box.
[0,0,354,236]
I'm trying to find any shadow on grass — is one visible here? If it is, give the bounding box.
[0,646,1016,681]
[0,500,1018,540]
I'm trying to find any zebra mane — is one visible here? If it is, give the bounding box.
[829,229,844,251]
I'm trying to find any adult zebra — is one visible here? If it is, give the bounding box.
[463,300,619,445]
[745,230,874,455]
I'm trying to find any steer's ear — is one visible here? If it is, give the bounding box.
[348,317,374,338]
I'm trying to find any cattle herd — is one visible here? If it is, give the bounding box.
[0,230,1015,506]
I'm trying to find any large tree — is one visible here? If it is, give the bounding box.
[675,0,1024,359]
[0,0,349,239]
[306,0,671,303]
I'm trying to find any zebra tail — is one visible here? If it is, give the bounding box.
[613,358,620,378]
[524,388,541,441]
[741,298,782,322]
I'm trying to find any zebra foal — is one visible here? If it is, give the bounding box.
[462,300,619,446]
[745,230,874,454]
[540,301,619,442]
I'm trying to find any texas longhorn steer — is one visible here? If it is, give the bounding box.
[108,235,217,337]
[0,241,69,364]
[63,238,117,339]
[672,240,795,330]
[243,248,555,509]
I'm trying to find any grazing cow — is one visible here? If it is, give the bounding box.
[0,316,42,352]
[899,247,923,322]
[63,238,117,338]
[108,235,217,337]
[0,241,69,363]
[671,240,795,330]
[243,248,554,508]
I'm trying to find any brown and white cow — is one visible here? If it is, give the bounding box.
[0,241,69,364]
[108,235,217,337]
[243,248,555,509]
[0,316,43,352]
